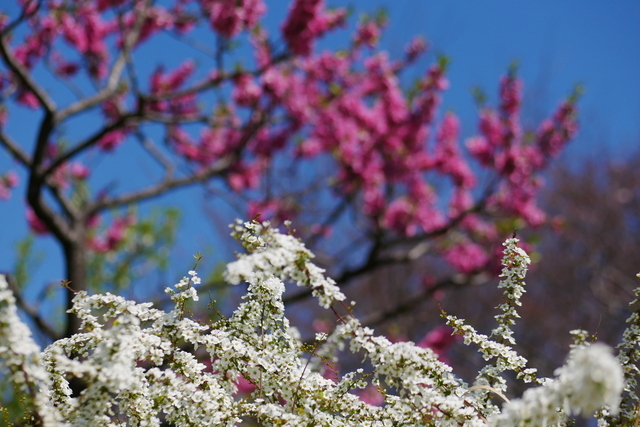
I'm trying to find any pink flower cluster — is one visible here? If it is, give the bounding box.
[3,1,579,279]
[60,4,114,79]
[417,325,459,365]
[202,0,266,38]
[0,171,18,200]
[88,214,136,253]
[50,162,91,190]
[466,74,578,226]
[26,207,49,235]
[232,73,263,106]
[353,20,382,48]
[28,206,135,253]
[148,60,198,116]
[282,0,346,56]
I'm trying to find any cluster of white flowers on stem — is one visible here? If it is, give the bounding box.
[0,220,633,426]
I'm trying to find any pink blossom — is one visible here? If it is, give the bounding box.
[200,126,238,160]
[282,0,345,56]
[383,198,416,237]
[54,59,79,77]
[60,5,112,79]
[0,171,18,200]
[169,127,200,161]
[362,185,385,216]
[17,90,40,109]
[169,3,196,33]
[434,114,476,188]
[262,67,289,99]
[443,241,489,274]
[466,136,493,166]
[537,101,578,159]
[424,64,449,91]
[2,171,18,188]
[247,199,293,222]
[69,162,90,180]
[295,137,323,158]
[518,201,546,227]
[232,73,263,106]
[405,36,428,62]
[206,0,266,38]
[449,188,473,217]
[354,21,380,48]
[312,318,331,333]
[148,61,198,115]
[89,215,135,253]
[358,384,385,406]
[310,223,332,237]
[460,215,498,240]
[98,129,127,151]
[228,161,263,191]
[151,60,195,94]
[478,108,502,147]
[61,14,88,53]
[50,165,71,189]
[321,360,339,383]
[499,74,523,115]
[234,375,257,396]
[96,0,127,11]
[86,214,101,229]
[101,96,124,121]
[415,203,446,233]
[417,325,458,364]
[249,25,271,68]
[26,207,49,234]
[131,6,176,44]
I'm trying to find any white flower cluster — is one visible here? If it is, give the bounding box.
[0,220,632,426]
[491,343,623,426]
[446,237,537,416]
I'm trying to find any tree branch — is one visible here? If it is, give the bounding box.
[87,104,271,216]
[43,114,138,177]
[2,272,60,341]
[55,0,148,121]
[0,0,42,36]
[283,187,495,305]
[0,130,32,167]
[0,26,56,114]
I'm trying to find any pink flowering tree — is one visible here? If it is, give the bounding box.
[0,0,578,340]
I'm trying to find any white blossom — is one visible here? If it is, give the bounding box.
[0,223,632,426]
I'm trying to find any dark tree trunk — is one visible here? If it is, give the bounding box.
[63,239,87,338]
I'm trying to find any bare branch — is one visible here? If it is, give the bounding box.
[143,111,208,125]
[42,178,79,220]
[0,30,56,114]
[135,130,175,177]
[43,114,138,177]
[0,130,32,167]
[0,0,43,36]
[142,52,290,104]
[87,102,272,216]
[2,272,61,340]
[87,154,235,215]
[359,276,471,329]
[55,0,149,121]
[43,57,85,100]
[283,189,495,306]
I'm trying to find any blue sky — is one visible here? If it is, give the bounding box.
[336,0,640,157]
[0,0,639,316]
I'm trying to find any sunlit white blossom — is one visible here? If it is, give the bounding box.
[0,222,631,426]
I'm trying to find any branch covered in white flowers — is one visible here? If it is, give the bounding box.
[0,220,634,426]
